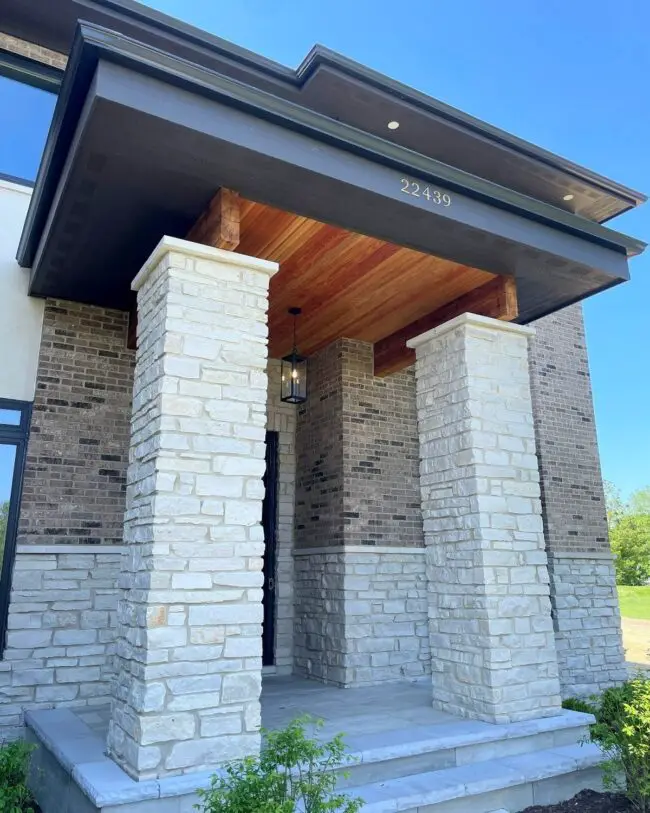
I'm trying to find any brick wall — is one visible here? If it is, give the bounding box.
[295,338,423,550]
[295,341,344,549]
[342,340,423,547]
[529,303,608,554]
[0,33,67,70]
[294,338,425,686]
[529,303,626,696]
[18,300,135,546]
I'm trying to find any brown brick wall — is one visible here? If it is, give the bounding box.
[529,303,610,554]
[0,33,67,70]
[18,300,135,546]
[295,341,344,549]
[295,338,423,549]
[341,340,422,547]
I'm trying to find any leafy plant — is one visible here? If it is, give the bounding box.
[0,739,37,813]
[196,716,362,813]
[589,677,650,813]
[562,697,598,716]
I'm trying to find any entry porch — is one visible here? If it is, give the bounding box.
[26,676,603,813]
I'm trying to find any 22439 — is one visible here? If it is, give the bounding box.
[400,178,451,206]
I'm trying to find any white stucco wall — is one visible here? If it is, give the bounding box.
[0,180,44,402]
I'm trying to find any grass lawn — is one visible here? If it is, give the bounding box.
[617,586,650,620]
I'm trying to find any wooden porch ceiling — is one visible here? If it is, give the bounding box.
[193,191,519,375]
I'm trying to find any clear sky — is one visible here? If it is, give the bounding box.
[140,0,650,497]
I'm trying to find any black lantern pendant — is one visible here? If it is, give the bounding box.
[281,307,308,404]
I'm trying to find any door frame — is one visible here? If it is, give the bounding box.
[262,430,279,667]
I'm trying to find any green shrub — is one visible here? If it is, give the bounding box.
[562,697,598,716]
[589,677,650,813]
[196,716,362,813]
[0,740,37,813]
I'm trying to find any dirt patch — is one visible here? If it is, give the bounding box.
[621,617,650,665]
[521,789,631,813]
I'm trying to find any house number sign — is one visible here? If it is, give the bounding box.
[400,177,452,207]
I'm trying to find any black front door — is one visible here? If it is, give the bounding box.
[262,431,278,667]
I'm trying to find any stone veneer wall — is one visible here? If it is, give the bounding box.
[294,548,429,686]
[266,360,296,674]
[294,338,426,686]
[529,304,627,696]
[0,547,122,739]
[18,300,135,546]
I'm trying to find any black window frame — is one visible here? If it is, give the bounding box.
[0,398,32,654]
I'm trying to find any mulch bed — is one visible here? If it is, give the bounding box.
[521,789,632,813]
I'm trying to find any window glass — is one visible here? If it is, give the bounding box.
[0,75,57,182]
[0,409,20,427]
[0,444,17,565]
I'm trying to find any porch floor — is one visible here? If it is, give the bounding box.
[73,675,454,745]
[261,675,456,742]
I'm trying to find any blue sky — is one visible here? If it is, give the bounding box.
[1,0,648,499]
[141,0,650,496]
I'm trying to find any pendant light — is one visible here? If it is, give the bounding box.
[280,307,308,404]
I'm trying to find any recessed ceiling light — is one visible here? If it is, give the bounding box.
[563,194,574,201]
[387,120,400,130]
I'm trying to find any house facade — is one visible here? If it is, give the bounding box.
[0,2,646,810]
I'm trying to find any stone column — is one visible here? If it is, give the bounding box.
[407,313,562,724]
[106,236,278,780]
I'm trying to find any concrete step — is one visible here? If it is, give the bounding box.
[346,742,605,813]
[337,710,593,788]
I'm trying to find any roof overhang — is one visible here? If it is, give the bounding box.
[2,0,646,223]
[16,23,645,322]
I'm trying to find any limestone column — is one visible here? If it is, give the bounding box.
[407,313,562,724]
[106,237,278,779]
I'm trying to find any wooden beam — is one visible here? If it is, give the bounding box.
[187,188,241,250]
[373,275,518,377]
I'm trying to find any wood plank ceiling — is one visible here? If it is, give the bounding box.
[190,193,518,374]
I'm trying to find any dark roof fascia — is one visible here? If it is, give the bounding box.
[17,27,98,267]
[18,21,646,269]
[0,48,63,93]
[6,0,647,217]
[298,45,647,214]
[79,0,297,82]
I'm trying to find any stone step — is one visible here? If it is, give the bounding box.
[346,742,605,813]
[337,710,593,788]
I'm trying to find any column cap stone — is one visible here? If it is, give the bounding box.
[132,235,279,291]
[406,312,535,350]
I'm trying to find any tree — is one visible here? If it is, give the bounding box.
[605,480,627,527]
[611,515,650,586]
[606,484,650,586]
[629,486,650,517]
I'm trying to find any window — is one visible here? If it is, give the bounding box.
[0,73,57,183]
[0,399,31,652]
